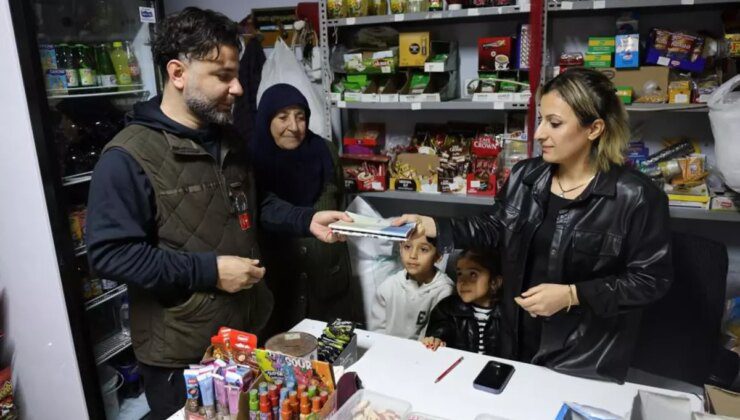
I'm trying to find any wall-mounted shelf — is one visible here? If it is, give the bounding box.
[62,172,93,187]
[94,331,131,365]
[548,0,739,11]
[334,98,529,111]
[327,4,529,27]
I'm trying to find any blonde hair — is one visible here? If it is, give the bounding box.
[540,68,630,173]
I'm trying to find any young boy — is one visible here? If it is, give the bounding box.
[369,232,454,340]
[422,248,503,356]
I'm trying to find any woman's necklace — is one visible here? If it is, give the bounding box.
[556,174,595,198]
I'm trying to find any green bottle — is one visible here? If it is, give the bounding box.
[74,44,97,92]
[94,44,117,92]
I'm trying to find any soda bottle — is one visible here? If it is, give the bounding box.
[74,44,97,93]
[57,44,80,93]
[109,41,132,90]
[94,44,118,92]
[124,41,142,85]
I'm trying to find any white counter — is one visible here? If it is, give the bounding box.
[167,319,703,420]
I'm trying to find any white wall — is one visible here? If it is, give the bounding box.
[163,0,300,21]
[0,2,88,419]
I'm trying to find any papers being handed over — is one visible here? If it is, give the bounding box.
[329,212,416,241]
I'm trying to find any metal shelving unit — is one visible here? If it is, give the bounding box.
[669,207,740,223]
[327,3,529,27]
[625,103,709,113]
[46,85,147,100]
[85,284,127,311]
[62,171,93,187]
[334,98,529,110]
[74,245,87,257]
[548,0,740,11]
[94,331,132,365]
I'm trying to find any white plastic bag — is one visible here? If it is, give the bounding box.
[345,197,402,323]
[708,75,740,192]
[257,38,328,140]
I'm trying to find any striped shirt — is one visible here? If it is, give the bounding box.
[472,305,493,354]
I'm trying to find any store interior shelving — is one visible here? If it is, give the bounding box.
[85,284,127,311]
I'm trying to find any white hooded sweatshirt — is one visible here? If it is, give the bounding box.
[369,269,455,340]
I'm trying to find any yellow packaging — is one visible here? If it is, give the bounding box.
[327,0,348,18]
[668,80,691,104]
[726,34,740,58]
[399,32,430,67]
[390,0,407,13]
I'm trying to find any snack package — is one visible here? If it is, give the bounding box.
[472,127,504,158]
[467,157,499,196]
[437,132,471,195]
[328,0,348,18]
[390,153,440,193]
[646,28,706,73]
[341,154,389,192]
[0,367,17,420]
[478,37,514,71]
[254,349,315,386]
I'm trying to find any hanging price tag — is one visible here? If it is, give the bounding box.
[681,0,695,4]
[346,17,356,25]
[494,102,505,110]
[411,103,422,110]
[561,1,574,9]
[394,14,405,21]
[593,1,606,9]
[468,8,480,16]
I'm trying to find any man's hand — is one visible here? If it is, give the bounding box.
[514,283,575,317]
[310,211,352,243]
[391,214,437,238]
[216,256,266,293]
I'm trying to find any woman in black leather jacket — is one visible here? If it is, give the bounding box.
[395,68,673,383]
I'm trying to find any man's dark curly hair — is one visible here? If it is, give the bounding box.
[151,7,242,77]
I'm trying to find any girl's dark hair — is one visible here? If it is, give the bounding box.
[458,248,501,277]
[151,7,242,75]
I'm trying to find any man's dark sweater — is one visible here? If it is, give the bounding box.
[86,96,316,297]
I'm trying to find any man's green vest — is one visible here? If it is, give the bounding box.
[103,124,273,367]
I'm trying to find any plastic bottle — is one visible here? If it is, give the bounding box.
[125,41,141,85]
[109,41,132,90]
[259,392,272,420]
[249,389,259,420]
[119,297,130,336]
[299,393,310,420]
[280,400,292,420]
[428,0,444,11]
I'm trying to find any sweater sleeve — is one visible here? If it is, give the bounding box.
[86,149,218,293]
[368,277,392,333]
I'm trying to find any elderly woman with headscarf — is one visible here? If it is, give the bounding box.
[251,83,364,335]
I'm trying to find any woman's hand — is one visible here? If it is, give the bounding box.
[514,284,578,317]
[392,214,437,238]
[311,211,351,243]
[421,336,446,351]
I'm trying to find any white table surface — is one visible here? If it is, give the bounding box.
[167,318,703,420]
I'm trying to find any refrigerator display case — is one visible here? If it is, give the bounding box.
[9,0,164,417]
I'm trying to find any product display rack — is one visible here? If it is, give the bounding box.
[547,0,740,11]
[9,0,165,417]
[318,0,740,222]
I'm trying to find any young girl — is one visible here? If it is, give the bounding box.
[422,249,503,356]
[369,232,454,340]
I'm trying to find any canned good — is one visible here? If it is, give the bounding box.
[46,69,68,93]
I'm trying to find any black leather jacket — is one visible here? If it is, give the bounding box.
[436,158,673,383]
[425,294,502,356]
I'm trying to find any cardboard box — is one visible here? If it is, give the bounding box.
[669,80,691,104]
[343,48,398,74]
[399,72,457,102]
[616,86,633,104]
[585,52,613,68]
[332,333,358,369]
[478,37,514,71]
[390,153,439,193]
[399,32,431,67]
[423,41,459,73]
[343,123,385,148]
[615,34,639,68]
[705,385,740,417]
[588,36,616,54]
[645,29,706,73]
[340,154,389,193]
[598,67,670,101]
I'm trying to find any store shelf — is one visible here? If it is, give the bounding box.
[669,207,740,222]
[548,0,739,11]
[625,103,709,113]
[85,284,127,311]
[359,190,495,206]
[359,192,740,222]
[47,86,147,100]
[334,98,529,111]
[62,171,93,187]
[94,331,132,365]
[327,4,529,27]
[74,245,87,257]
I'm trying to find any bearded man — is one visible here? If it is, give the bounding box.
[85,8,348,418]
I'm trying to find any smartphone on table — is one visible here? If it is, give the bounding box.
[473,361,515,394]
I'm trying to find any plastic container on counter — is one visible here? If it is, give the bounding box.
[331,389,411,420]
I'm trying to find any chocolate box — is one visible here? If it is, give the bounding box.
[478,37,514,71]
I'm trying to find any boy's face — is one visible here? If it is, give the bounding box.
[456,257,499,307]
[400,233,438,279]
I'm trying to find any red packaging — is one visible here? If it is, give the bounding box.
[342,123,385,147]
[229,330,258,350]
[472,129,503,158]
[466,157,498,196]
[340,154,389,192]
[478,37,514,71]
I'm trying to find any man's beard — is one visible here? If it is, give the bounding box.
[184,85,234,125]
